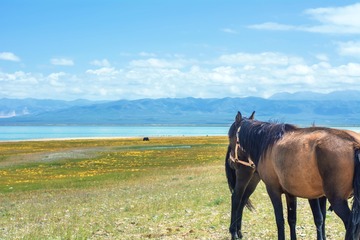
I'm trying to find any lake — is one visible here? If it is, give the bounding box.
[0,125,230,141]
[1,125,360,141]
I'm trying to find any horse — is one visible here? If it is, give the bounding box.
[226,111,327,240]
[232,111,360,240]
[225,111,261,239]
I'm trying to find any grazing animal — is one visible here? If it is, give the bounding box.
[231,111,360,240]
[143,137,150,141]
[225,111,260,240]
[226,111,327,240]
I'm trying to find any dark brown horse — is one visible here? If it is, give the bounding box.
[232,111,360,240]
[225,111,261,239]
[226,112,327,239]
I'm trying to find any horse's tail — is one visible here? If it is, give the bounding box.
[225,145,254,211]
[347,148,360,239]
[225,145,236,193]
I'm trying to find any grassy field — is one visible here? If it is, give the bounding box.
[0,136,345,239]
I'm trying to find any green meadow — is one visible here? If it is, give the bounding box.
[0,137,344,239]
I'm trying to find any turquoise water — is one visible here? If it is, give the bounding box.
[1,125,359,141]
[0,125,230,141]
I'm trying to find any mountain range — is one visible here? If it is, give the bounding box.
[1,90,360,126]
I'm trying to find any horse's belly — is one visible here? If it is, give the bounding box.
[258,159,325,198]
[279,173,324,198]
[273,148,324,198]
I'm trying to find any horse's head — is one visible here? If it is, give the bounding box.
[228,111,255,168]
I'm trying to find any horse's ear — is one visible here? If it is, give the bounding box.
[249,111,255,120]
[235,111,242,123]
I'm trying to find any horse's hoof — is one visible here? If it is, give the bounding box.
[231,233,242,240]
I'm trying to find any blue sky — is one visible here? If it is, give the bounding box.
[1,0,360,100]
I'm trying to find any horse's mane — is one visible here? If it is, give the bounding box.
[238,120,297,164]
[228,117,253,138]
[228,122,238,138]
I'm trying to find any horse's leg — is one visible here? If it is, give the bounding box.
[267,187,285,240]
[308,198,323,240]
[285,194,297,240]
[229,168,254,239]
[235,172,260,238]
[327,197,350,229]
[319,197,327,240]
[230,188,243,239]
[309,197,326,240]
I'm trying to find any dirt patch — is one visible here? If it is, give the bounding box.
[0,147,105,168]
[41,150,94,162]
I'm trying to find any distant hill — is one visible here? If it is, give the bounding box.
[1,90,360,126]
[0,98,106,118]
[269,90,360,101]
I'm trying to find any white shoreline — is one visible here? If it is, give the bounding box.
[0,135,223,143]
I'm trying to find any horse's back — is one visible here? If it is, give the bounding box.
[344,129,360,144]
[261,128,355,199]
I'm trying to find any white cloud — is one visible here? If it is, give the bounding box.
[305,3,360,28]
[315,54,329,62]
[248,22,295,31]
[0,71,38,84]
[139,52,157,57]
[99,88,108,96]
[0,52,20,61]
[48,72,66,79]
[48,72,66,87]
[337,41,360,57]
[129,58,185,68]
[51,58,74,66]
[249,3,360,34]
[331,63,360,77]
[208,66,239,83]
[90,59,111,67]
[221,28,238,34]
[2,50,360,100]
[287,64,314,75]
[86,67,119,76]
[218,52,303,66]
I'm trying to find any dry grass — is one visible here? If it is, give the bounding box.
[0,136,345,239]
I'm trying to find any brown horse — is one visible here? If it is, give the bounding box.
[226,112,327,239]
[232,111,360,240]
